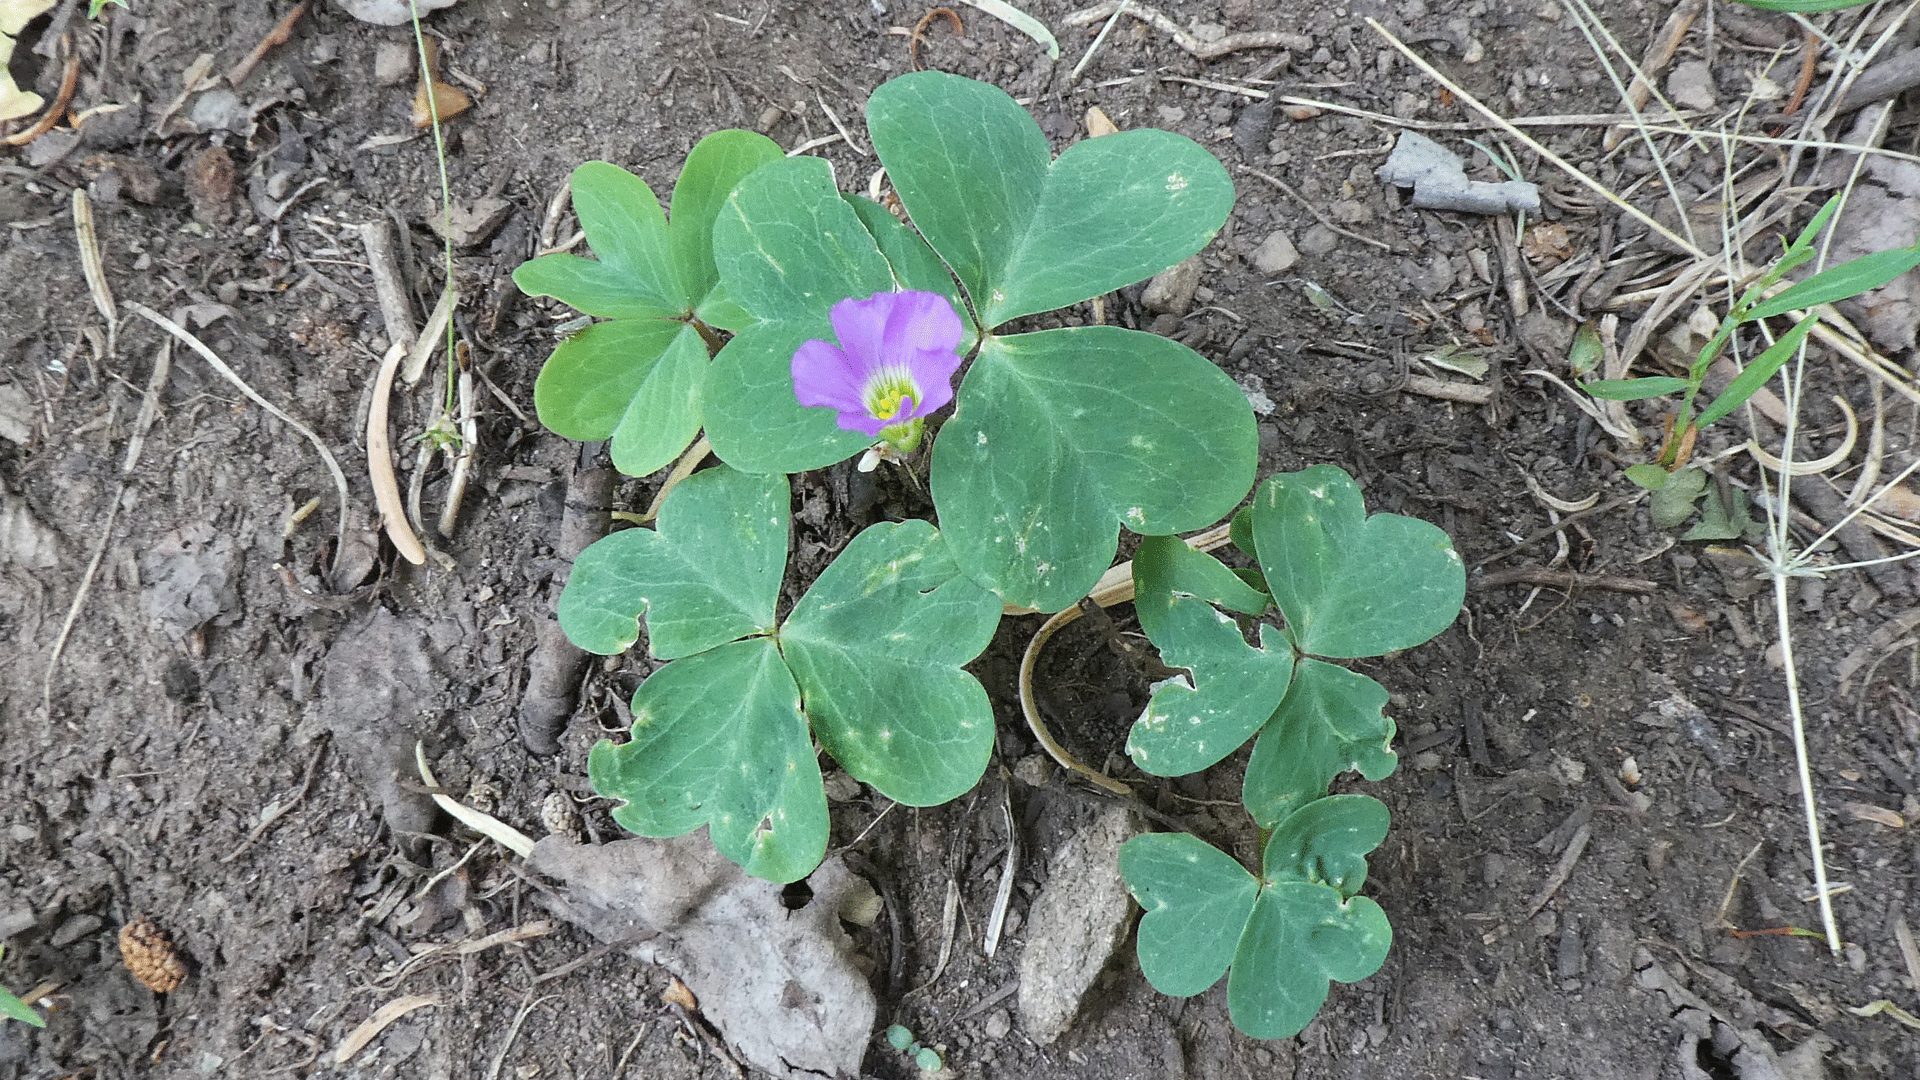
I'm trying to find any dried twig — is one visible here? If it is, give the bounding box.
[1471,567,1658,595]
[1242,167,1392,253]
[131,305,350,572]
[227,0,311,87]
[1014,524,1233,792]
[910,8,963,71]
[1063,1,1306,60]
[1366,18,1708,260]
[1524,822,1591,918]
[2,50,78,148]
[485,993,559,1080]
[357,221,418,355]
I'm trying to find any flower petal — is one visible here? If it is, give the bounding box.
[883,290,966,360]
[791,338,866,413]
[825,294,895,380]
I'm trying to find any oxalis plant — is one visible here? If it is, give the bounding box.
[515,70,1466,1039]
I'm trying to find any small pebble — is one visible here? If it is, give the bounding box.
[1665,60,1716,111]
[1250,231,1299,274]
[982,1009,1011,1040]
[374,42,414,86]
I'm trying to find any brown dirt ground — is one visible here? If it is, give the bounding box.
[4,0,1920,1077]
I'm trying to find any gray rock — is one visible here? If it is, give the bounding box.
[373,42,414,86]
[1298,223,1340,257]
[1016,803,1138,1044]
[333,0,458,25]
[1251,230,1299,274]
[1666,60,1717,111]
[1142,256,1202,315]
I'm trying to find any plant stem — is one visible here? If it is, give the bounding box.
[1772,570,1841,956]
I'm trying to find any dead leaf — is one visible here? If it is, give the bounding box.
[1844,802,1905,829]
[1521,222,1573,265]
[662,975,699,1012]
[411,38,471,128]
[184,145,236,226]
[530,835,876,1080]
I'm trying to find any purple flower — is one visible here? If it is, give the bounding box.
[792,290,964,448]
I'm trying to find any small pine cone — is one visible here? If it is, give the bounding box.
[539,792,583,841]
[119,916,188,993]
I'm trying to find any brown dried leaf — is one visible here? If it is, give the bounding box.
[1845,802,1906,829]
[663,975,699,1012]
[1521,222,1573,265]
[184,145,236,226]
[411,79,470,128]
[410,37,470,128]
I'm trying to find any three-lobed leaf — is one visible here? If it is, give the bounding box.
[1242,465,1465,659]
[1121,795,1393,1039]
[780,520,1003,807]
[1241,658,1396,829]
[560,466,786,659]
[1128,535,1289,776]
[867,70,1234,328]
[515,132,783,476]
[590,637,826,882]
[561,467,1001,882]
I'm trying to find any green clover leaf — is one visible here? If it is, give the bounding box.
[1121,795,1392,1040]
[1239,465,1465,659]
[930,327,1255,611]
[514,131,782,476]
[1126,535,1288,776]
[867,70,1234,328]
[1242,658,1396,829]
[1128,467,1457,826]
[561,466,1002,881]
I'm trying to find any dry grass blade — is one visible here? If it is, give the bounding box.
[131,303,351,573]
[71,190,117,353]
[366,340,428,565]
[414,742,536,857]
[332,994,441,1064]
[982,781,1017,958]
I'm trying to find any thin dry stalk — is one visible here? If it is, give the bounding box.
[129,304,351,570]
[72,190,117,354]
[41,342,169,721]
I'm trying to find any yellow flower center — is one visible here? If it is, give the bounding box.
[862,367,920,423]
